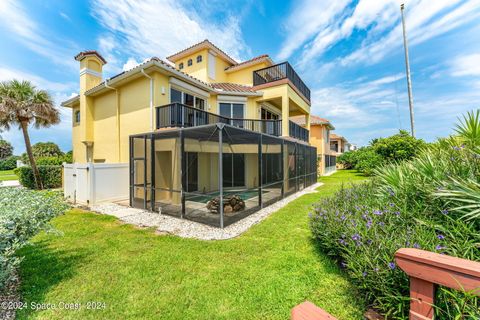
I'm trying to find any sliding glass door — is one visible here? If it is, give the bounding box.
[219,103,245,128]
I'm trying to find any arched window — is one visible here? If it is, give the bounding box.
[196,55,202,63]
[75,110,80,123]
[179,62,184,69]
[187,59,193,66]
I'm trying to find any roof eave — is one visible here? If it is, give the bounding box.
[85,59,215,96]
[61,95,80,108]
[213,90,262,97]
[224,56,274,73]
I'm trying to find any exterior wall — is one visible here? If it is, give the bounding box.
[173,49,209,82]
[226,62,270,86]
[212,55,230,83]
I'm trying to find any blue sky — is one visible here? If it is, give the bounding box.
[1,0,480,153]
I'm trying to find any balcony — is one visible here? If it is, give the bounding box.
[155,103,309,142]
[253,62,311,102]
[289,120,309,142]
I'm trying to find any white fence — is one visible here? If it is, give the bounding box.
[63,163,129,205]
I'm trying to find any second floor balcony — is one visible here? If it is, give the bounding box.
[156,103,309,142]
[253,62,311,103]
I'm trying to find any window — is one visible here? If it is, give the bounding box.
[171,88,182,103]
[170,88,205,109]
[74,110,80,123]
[219,103,244,127]
[179,62,184,70]
[196,55,202,63]
[261,108,279,120]
[187,59,193,66]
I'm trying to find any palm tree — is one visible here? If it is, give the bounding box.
[0,80,60,189]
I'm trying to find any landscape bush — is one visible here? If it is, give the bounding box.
[20,141,64,164]
[0,139,13,160]
[15,165,63,189]
[0,155,20,171]
[311,110,480,319]
[338,130,425,174]
[0,188,68,291]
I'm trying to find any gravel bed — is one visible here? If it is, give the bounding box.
[0,275,20,320]
[90,182,322,240]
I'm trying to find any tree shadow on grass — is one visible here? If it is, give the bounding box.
[16,239,90,319]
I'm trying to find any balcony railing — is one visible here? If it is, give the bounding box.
[156,103,282,137]
[253,62,311,102]
[289,120,309,142]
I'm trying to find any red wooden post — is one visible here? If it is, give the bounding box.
[409,277,434,320]
[395,248,480,320]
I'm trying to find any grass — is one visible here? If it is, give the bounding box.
[18,170,368,320]
[0,169,17,181]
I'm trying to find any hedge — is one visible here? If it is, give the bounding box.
[0,188,68,290]
[0,155,20,171]
[14,165,62,189]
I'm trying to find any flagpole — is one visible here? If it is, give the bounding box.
[401,3,415,137]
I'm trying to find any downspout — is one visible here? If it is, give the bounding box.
[141,69,154,131]
[104,80,121,162]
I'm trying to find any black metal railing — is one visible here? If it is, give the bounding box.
[289,120,309,142]
[156,103,282,137]
[253,62,311,102]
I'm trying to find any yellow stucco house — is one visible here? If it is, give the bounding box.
[62,40,317,228]
[290,115,337,175]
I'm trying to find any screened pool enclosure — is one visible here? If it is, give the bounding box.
[130,124,317,228]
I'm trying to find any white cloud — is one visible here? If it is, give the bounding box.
[311,74,406,132]
[0,0,77,69]
[278,0,480,68]
[340,0,480,66]
[277,0,350,61]
[91,0,250,73]
[0,67,76,92]
[122,57,140,71]
[451,53,480,77]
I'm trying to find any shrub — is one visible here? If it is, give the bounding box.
[0,188,68,290]
[310,110,480,318]
[0,139,13,160]
[372,130,426,162]
[338,131,425,175]
[0,155,20,170]
[21,142,63,164]
[63,150,73,164]
[310,182,479,319]
[36,156,70,165]
[15,165,62,189]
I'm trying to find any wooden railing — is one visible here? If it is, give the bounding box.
[253,62,311,102]
[291,249,480,320]
[395,248,480,320]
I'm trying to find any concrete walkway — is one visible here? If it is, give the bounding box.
[90,182,323,240]
[0,180,20,188]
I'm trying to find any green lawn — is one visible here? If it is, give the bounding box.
[18,170,367,320]
[0,169,17,181]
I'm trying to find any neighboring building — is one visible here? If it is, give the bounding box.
[330,133,349,155]
[62,40,317,228]
[290,115,336,175]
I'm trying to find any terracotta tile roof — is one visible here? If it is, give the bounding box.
[330,133,347,141]
[74,50,107,64]
[166,39,237,65]
[224,54,273,72]
[290,115,331,126]
[211,83,258,93]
